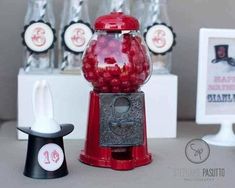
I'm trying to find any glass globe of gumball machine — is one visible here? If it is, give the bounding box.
[80,12,152,170]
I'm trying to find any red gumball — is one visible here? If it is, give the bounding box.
[100,86,110,93]
[122,42,131,53]
[102,71,112,82]
[84,71,97,82]
[134,64,144,74]
[82,33,151,93]
[123,63,133,74]
[106,65,121,76]
[94,77,105,87]
[110,78,121,87]
[95,68,104,77]
[121,81,131,89]
[119,72,129,82]
[82,62,93,72]
[104,57,116,65]
[112,86,121,93]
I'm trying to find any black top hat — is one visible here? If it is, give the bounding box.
[18,124,74,138]
[18,124,74,179]
[18,80,75,179]
[211,44,235,66]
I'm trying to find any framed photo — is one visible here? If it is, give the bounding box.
[196,28,235,124]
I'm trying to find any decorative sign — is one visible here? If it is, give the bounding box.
[207,42,235,115]
[38,143,64,171]
[197,28,235,123]
[144,23,176,55]
[196,29,235,146]
[62,21,93,54]
[22,21,56,53]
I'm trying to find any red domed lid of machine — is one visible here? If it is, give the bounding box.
[94,12,139,31]
[82,12,152,93]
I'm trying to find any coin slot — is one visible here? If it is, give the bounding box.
[114,97,130,114]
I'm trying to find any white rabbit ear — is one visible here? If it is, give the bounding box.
[33,80,54,119]
[42,80,54,119]
[31,80,60,134]
[32,80,43,119]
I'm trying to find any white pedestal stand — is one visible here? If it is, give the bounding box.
[203,121,235,146]
[142,74,178,138]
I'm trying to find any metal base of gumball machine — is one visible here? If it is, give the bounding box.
[79,91,152,171]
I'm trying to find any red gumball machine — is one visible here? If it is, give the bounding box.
[80,12,152,170]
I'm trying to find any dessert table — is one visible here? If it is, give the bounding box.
[0,121,233,188]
